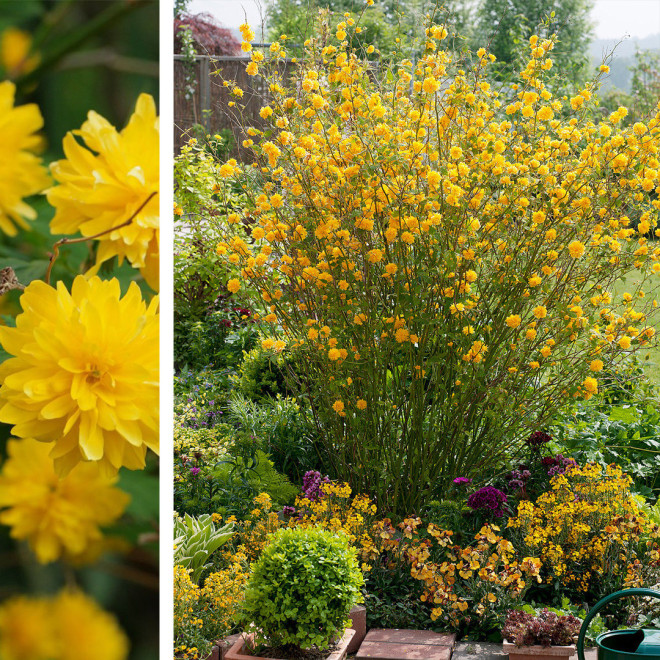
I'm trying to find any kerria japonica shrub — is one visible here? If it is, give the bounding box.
[215,10,660,514]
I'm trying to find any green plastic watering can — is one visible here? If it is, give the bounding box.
[577,589,660,660]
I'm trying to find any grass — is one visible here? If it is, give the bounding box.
[611,261,660,386]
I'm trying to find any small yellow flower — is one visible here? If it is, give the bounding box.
[333,400,344,413]
[533,305,547,319]
[357,399,367,410]
[506,314,521,328]
[568,240,586,259]
[583,376,598,394]
[589,359,603,372]
[227,278,240,293]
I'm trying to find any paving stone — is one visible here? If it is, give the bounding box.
[355,629,455,660]
[356,641,452,660]
[453,641,507,660]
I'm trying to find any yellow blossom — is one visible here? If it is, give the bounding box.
[0,438,129,563]
[0,276,159,476]
[505,315,521,328]
[47,94,159,289]
[568,240,586,259]
[0,81,50,235]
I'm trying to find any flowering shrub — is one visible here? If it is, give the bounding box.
[217,10,660,513]
[507,463,660,600]
[408,523,542,634]
[173,552,249,660]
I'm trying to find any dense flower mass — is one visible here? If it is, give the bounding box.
[47,94,160,289]
[0,80,50,235]
[0,275,159,476]
[0,589,129,660]
[0,438,130,563]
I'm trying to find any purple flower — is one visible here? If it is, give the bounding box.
[467,486,508,517]
[189,467,201,476]
[526,431,552,448]
[453,477,473,486]
[301,470,331,502]
[282,506,296,517]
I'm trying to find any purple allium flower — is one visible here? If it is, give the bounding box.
[189,467,201,476]
[467,486,508,517]
[453,477,473,486]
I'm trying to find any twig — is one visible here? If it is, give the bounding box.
[45,191,157,285]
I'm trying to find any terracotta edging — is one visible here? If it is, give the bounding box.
[503,642,576,660]
[225,629,355,660]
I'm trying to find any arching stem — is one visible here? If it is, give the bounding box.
[45,191,157,285]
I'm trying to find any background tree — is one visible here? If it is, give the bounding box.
[473,0,594,85]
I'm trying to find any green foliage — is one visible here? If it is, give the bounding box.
[241,527,364,650]
[227,393,319,482]
[237,345,294,401]
[550,370,660,501]
[173,513,235,584]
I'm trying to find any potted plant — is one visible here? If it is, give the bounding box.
[503,609,582,660]
[226,526,364,660]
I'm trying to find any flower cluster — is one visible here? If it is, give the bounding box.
[525,431,552,448]
[467,486,508,517]
[507,463,660,597]
[301,469,331,501]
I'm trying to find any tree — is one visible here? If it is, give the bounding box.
[474,0,594,85]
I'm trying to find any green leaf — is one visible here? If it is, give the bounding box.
[118,469,159,522]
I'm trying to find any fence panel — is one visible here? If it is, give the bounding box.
[174,55,297,160]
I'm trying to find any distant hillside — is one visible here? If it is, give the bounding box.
[589,33,660,92]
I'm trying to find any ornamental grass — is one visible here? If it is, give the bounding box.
[215,7,660,514]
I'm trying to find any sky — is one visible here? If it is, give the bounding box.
[187,0,660,42]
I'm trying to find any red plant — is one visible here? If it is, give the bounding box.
[174,12,241,56]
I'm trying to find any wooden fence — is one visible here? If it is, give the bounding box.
[174,54,296,160]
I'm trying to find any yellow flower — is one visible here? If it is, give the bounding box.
[0,594,53,660]
[0,438,129,563]
[47,94,160,290]
[227,278,240,293]
[568,240,586,259]
[357,399,367,410]
[333,400,345,413]
[0,28,40,78]
[506,314,521,328]
[0,590,128,660]
[583,376,598,394]
[0,81,50,235]
[618,336,632,349]
[589,359,603,372]
[533,305,547,319]
[53,589,129,660]
[0,276,159,476]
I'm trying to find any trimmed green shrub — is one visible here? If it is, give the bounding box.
[241,527,363,651]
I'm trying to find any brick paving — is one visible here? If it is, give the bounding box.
[356,629,455,659]
[351,631,599,660]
